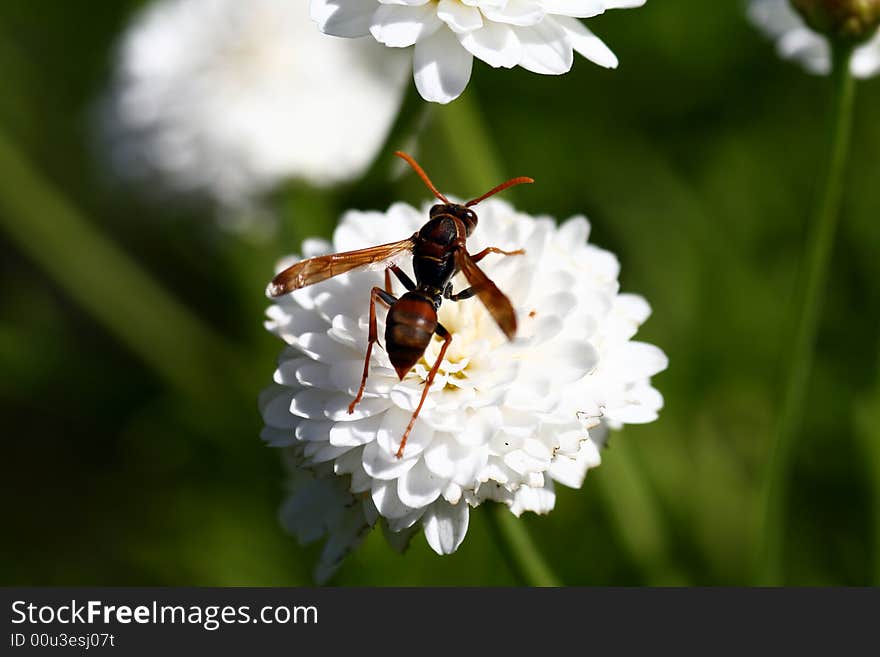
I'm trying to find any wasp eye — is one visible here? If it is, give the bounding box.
[430,204,445,217]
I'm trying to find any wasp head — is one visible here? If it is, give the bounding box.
[430,203,478,235]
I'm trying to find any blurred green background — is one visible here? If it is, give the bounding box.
[1,0,879,586]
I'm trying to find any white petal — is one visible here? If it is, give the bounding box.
[290,388,334,420]
[300,238,333,259]
[330,359,396,398]
[385,507,426,531]
[483,0,546,26]
[455,407,502,447]
[313,506,373,584]
[334,445,365,475]
[397,458,446,508]
[260,386,298,429]
[280,472,347,544]
[606,341,669,381]
[362,439,419,480]
[325,394,391,421]
[413,27,474,104]
[584,243,621,279]
[549,438,600,488]
[538,0,604,18]
[517,18,573,74]
[303,441,353,465]
[556,16,618,68]
[605,403,658,425]
[459,21,522,68]
[509,481,556,516]
[371,3,442,47]
[436,0,483,33]
[604,0,646,7]
[311,0,375,37]
[286,358,335,390]
[523,437,552,462]
[371,479,418,519]
[261,426,294,447]
[298,331,357,363]
[349,465,374,494]
[540,339,599,383]
[422,435,458,479]
[389,380,438,413]
[443,481,463,504]
[450,445,489,487]
[480,462,511,485]
[289,388,329,420]
[376,406,435,458]
[293,419,331,443]
[852,35,880,78]
[504,448,547,475]
[605,384,664,424]
[266,305,327,343]
[329,414,383,447]
[382,522,420,552]
[615,293,652,325]
[422,499,470,554]
[557,215,591,245]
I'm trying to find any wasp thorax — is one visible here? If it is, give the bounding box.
[791,0,880,43]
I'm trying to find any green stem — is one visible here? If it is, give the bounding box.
[342,81,433,209]
[482,503,560,587]
[592,436,681,584]
[855,391,880,585]
[436,93,506,191]
[854,331,880,585]
[754,43,856,585]
[0,129,246,406]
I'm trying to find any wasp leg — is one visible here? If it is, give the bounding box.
[396,323,452,459]
[444,285,476,302]
[469,246,525,263]
[387,264,416,292]
[445,246,525,300]
[348,286,396,415]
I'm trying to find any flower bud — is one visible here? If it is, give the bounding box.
[790,0,880,42]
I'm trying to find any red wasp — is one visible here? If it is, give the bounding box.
[268,152,533,458]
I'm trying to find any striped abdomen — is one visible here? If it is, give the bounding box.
[386,292,438,380]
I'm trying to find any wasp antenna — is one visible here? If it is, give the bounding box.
[465,176,534,207]
[394,151,449,203]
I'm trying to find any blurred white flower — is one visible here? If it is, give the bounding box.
[311,0,647,104]
[260,198,666,580]
[103,0,409,210]
[748,0,880,77]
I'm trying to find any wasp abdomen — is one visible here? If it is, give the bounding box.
[386,293,438,380]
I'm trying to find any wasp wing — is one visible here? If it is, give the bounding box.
[455,248,517,340]
[268,236,415,297]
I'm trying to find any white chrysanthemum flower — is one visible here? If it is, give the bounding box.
[311,0,646,104]
[748,0,880,77]
[260,198,667,580]
[103,0,409,209]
